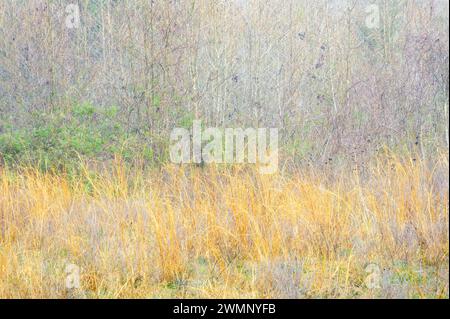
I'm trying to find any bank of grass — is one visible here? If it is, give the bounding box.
[0,151,448,298]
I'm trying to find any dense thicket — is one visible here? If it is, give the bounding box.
[0,0,448,170]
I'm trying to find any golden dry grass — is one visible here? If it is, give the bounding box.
[0,153,448,298]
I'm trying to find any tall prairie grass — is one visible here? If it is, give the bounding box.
[0,152,448,298]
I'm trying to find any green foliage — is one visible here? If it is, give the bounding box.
[178,111,195,129]
[0,102,165,172]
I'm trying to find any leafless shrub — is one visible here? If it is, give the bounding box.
[0,0,448,164]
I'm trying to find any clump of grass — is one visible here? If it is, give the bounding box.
[0,152,448,298]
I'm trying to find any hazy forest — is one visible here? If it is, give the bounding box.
[0,0,448,298]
